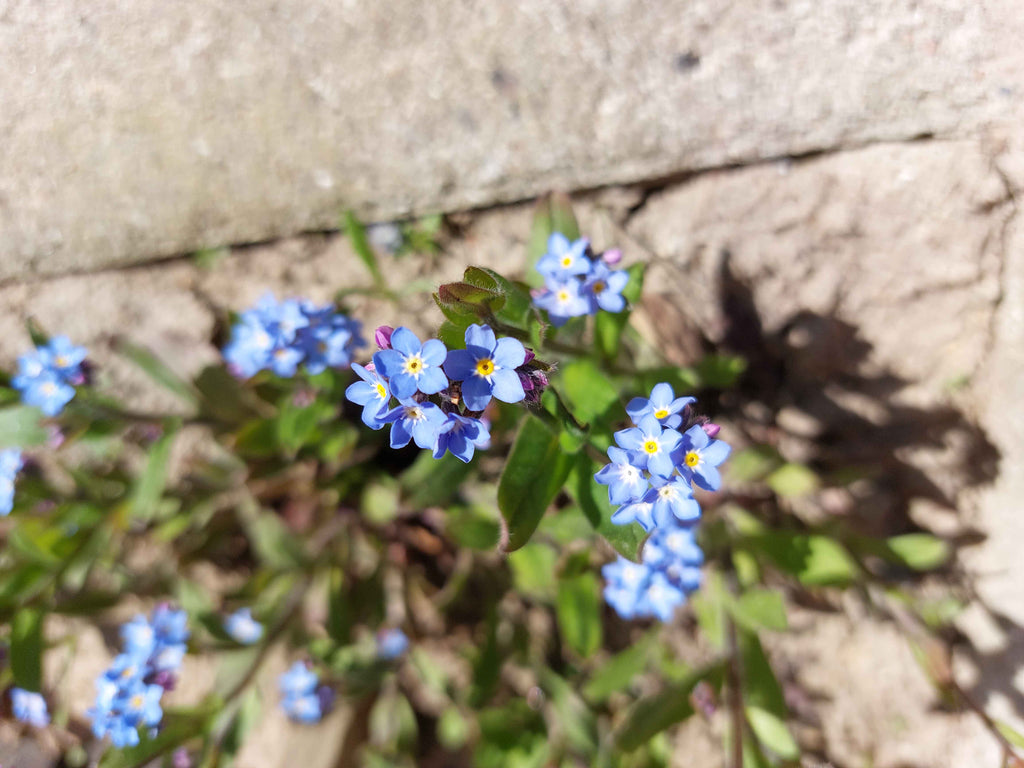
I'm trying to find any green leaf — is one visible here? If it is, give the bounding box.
[130,424,178,522]
[727,446,782,483]
[614,662,725,751]
[344,210,385,287]
[566,453,645,561]
[116,341,199,407]
[691,570,728,650]
[556,572,603,658]
[219,688,262,757]
[549,192,581,242]
[467,267,534,329]
[995,719,1024,750]
[400,449,475,508]
[559,359,619,424]
[728,588,788,632]
[497,415,574,551]
[766,463,819,498]
[885,533,950,571]
[753,532,858,586]
[694,354,747,389]
[275,398,333,455]
[11,608,44,691]
[369,689,418,751]
[745,706,799,760]
[583,634,654,702]
[738,630,786,716]
[594,263,645,360]
[0,405,48,448]
[438,706,471,750]
[239,505,307,570]
[361,477,401,524]
[194,365,264,423]
[508,543,558,602]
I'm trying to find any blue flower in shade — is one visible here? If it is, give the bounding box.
[151,605,190,647]
[610,499,656,531]
[613,414,682,478]
[636,572,689,622]
[344,363,392,429]
[14,369,76,417]
[433,413,491,463]
[89,605,189,746]
[583,260,629,314]
[279,662,318,699]
[533,276,590,327]
[383,398,448,450]
[279,662,329,724]
[0,448,23,516]
[443,324,526,411]
[223,319,275,378]
[120,615,158,657]
[267,345,304,378]
[224,608,263,645]
[646,526,704,593]
[626,383,695,430]
[376,628,409,660]
[602,521,704,622]
[282,692,325,723]
[594,446,649,505]
[673,425,732,492]
[536,233,591,281]
[116,680,164,728]
[11,688,49,727]
[42,336,88,382]
[373,327,448,398]
[601,558,650,620]
[644,475,701,527]
[223,294,363,378]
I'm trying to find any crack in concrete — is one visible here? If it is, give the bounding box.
[0,132,954,291]
[976,150,1021,382]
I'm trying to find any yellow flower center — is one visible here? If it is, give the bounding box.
[642,439,660,455]
[55,356,69,367]
[404,406,424,421]
[685,451,700,468]
[475,358,495,377]
[375,383,387,399]
[561,256,573,268]
[654,408,669,419]
[131,694,144,708]
[557,289,571,302]
[658,486,675,499]
[403,355,424,375]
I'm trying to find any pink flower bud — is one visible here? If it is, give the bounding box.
[702,422,721,438]
[374,326,394,350]
[602,248,623,266]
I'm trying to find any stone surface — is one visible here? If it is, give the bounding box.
[2,0,1023,279]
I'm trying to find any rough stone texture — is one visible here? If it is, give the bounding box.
[2,0,1022,278]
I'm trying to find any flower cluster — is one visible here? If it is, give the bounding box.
[532,233,629,326]
[89,605,189,747]
[346,324,546,463]
[279,661,332,724]
[12,336,88,417]
[223,293,365,378]
[10,687,49,728]
[224,607,263,645]
[596,383,731,621]
[0,449,22,516]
